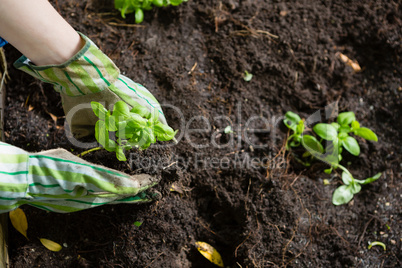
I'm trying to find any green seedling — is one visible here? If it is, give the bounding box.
[224,126,233,134]
[284,111,322,152]
[368,241,386,251]
[114,0,188,23]
[90,101,177,161]
[332,170,381,205]
[133,221,143,227]
[313,111,378,163]
[243,71,253,82]
[283,111,381,205]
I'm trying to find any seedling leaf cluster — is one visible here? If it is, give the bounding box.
[91,101,177,161]
[284,111,381,205]
[114,0,188,23]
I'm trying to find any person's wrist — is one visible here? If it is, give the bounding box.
[33,32,85,66]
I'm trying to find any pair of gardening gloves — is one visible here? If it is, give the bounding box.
[0,33,169,213]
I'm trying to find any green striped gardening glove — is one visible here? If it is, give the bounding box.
[0,141,159,213]
[14,32,169,138]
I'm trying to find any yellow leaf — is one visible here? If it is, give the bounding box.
[338,53,362,72]
[170,182,193,194]
[9,208,28,240]
[40,238,62,252]
[195,241,224,267]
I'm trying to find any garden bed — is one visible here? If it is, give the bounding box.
[3,0,401,267]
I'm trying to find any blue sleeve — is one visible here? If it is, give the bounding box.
[0,37,8,47]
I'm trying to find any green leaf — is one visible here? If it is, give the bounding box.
[338,126,351,134]
[354,127,378,142]
[116,130,134,140]
[170,0,184,6]
[313,123,338,141]
[140,142,152,150]
[135,8,144,23]
[332,185,354,205]
[130,103,151,118]
[138,128,155,149]
[143,2,153,10]
[116,146,127,161]
[342,136,360,156]
[95,120,106,145]
[337,112,356,126]
[128,130,141,143]
[118,0,135,18]
[150,108,159,123]
[127,114,147,129]
[324,168,333,174]
[296,120,305,135]
[302,135,324,153]
[91,102,108,119]
[341,171,353,185]
[114,0,124,9]
[356,173,381,185]
[338,132,349,139]
[153,0,164,7]
[305,138,339,167]
[113,101,131,119]
[95,120,116,152]
[325,139,341,165]
[117,122,137,139]
[153,122,176,138]
[284,112,302,131]
[351,120,360,130]
[350,181,361,194]
[134,221,143,227]
[106,114,117,132]
[117,120,128,131]
[142,0,150,9]
[158,129,178,142]
[330,122,340,131]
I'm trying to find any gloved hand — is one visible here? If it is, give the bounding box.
[0,141,159,213]
[14,32,168,138]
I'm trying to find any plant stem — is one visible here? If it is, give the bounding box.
[77,147,102,157]
[286,134,294,150]
[337,164,353,178]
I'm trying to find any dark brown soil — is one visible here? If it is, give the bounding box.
[3,0,401,267]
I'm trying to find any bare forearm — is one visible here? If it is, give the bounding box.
[0,0,83,65]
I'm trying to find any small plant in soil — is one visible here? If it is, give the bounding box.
[115,0,188,23]
[283,111,381,205]
[243,70,253,82]
[89,101,177,161]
